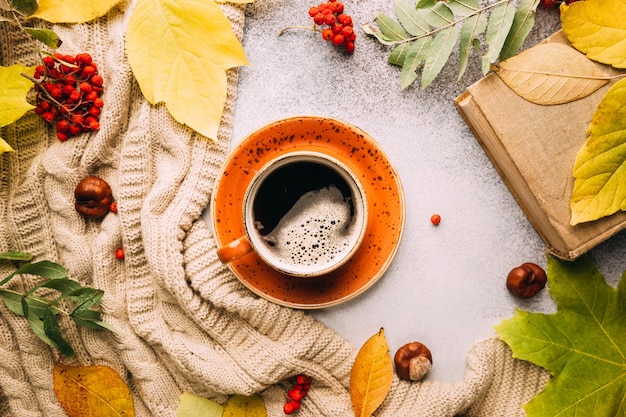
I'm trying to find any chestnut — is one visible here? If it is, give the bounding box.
[394,341,432,381]
[74,176,113,218]
[506,262,547,299]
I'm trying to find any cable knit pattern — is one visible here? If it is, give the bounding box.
[0,3,550,416]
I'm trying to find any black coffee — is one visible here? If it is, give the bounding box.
[251,160,362,272]
[253,161,354,236]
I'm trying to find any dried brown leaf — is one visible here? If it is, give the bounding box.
[350,328,393,417]
[495,43,612,105]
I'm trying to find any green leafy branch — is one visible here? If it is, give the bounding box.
[0,0,62,48]
[363,0,540,89]
[0,251,113,358]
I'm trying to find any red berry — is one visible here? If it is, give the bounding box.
[57,131,69,141]
[41,111,55,123]
[540,0,558,8]
[79,82,93,94]
[115,248,124,260]
[89,120,100,131]
[308,6,318,17]
[93,98,105,108]
[109,201,118,214]
[337,13,352,25]
[90,74,104,86]
[430,214,441,225]
[313,13,324,25]
[323,13,336,25]
[295,375,309,385]
[321,28,334,41]
[332,33,344,46]
[283,402,296,414]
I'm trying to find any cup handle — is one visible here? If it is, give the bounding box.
[217,235,253,263]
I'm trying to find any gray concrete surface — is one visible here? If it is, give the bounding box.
[217,1,626,382]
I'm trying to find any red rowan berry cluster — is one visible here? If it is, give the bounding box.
[283,374,312,414]
[32,53,104,141]
[539,0,580,9]
[308,0,355,53]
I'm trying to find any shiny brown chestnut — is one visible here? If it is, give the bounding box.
[394,341,432,381]
[506,262,547,299]
[74,176,113,218]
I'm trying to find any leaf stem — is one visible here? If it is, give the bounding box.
[278,24,319,37]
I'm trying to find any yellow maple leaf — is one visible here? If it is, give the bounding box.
[126,0,249,141]
[31,0,125,24]
[53,363,135,417]
[560,0,626,68]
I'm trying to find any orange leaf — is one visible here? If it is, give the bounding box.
[349,328,393,417]
[53,363,135,417]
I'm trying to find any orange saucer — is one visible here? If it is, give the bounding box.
[211,116,405,309]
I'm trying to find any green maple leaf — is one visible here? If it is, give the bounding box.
[496,256,626,417]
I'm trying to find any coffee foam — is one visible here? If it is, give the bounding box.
[256,185,358,271]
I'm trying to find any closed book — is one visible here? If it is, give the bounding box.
[455,30,626,260]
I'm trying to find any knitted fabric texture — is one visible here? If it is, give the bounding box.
[0,4,550,417]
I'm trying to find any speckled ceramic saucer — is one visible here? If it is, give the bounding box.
[211,116,405,309]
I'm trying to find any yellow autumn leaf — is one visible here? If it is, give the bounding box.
[570,77,626,225]
[31,0,125,23]
[560,0,626,68]
[222,394,266,417]
[495,43,611,105]
[126,0,249,141]
[350,328,393,417]
[0,64,36,154]
[177,392,224,417]
[53,362,135,417]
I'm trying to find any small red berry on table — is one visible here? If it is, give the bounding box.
[115,248,124,260]
[430,214,441,226]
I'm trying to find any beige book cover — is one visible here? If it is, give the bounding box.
[455,30,626,260]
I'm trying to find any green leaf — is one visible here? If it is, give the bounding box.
[223,394,266,417]
[496,256,626,417]
[0,251,32,262]
[499,0,539,61]
[15,260,68,281]
[37,278,82,297]
[388,42,411,66]
[67,287,104,314]
[42,307,74,357]
[419,1,454,27]
[394,0,430,36]
[400,37,432,89]
[421,26,458,88]
[415,0,435,9]
[482,1,516,66]
[10,0,38,15]
[0,289,26,316]
[24,28,62,49]
[458,13,487,81]
[177,392,224,417]
[570,77,626,225]
[373,11,408,42]
[446,0,479,16]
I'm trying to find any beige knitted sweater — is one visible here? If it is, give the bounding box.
[0,3,550,416]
